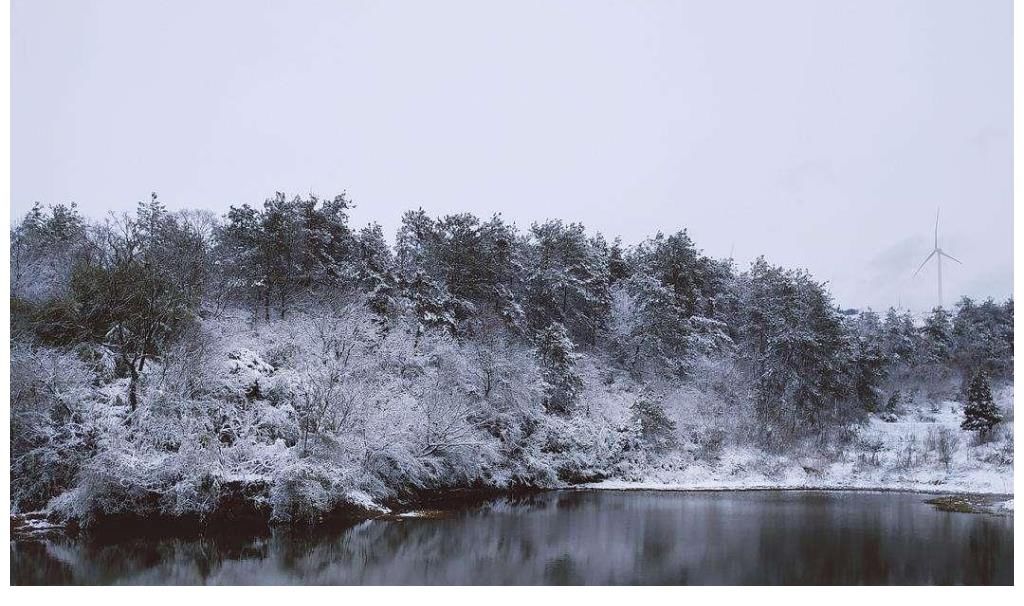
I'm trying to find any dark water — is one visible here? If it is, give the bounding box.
[11,490,1013,585]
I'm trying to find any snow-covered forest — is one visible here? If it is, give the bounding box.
[9,194,1014,527]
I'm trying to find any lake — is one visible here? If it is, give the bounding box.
[10,490,1013,585]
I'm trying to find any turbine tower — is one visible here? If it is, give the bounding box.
[913,209,962,309]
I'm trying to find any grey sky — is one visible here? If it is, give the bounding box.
[12,0,1012,312]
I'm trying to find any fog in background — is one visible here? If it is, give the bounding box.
[11,0,1012,312]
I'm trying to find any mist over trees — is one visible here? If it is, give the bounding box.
[9,194,1014,524]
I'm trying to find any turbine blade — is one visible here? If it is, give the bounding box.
[940,251,962,265]
[914,250,937,276]
[934,209,940,249]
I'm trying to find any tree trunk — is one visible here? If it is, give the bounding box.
[127,359,139,414]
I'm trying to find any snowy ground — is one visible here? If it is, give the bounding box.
[586,387,1014,501]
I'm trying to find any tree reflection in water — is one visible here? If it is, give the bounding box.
[11,490,1013,585]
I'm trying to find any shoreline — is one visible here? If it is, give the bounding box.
[12,483,1013,541]
[576,482,1014,499]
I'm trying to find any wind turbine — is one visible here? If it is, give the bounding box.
[913,209,962,309]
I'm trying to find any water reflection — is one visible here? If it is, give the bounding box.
[11,490,1013,585]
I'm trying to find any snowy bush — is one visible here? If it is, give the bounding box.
[10,345,110,512]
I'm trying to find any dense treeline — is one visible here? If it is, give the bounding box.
[10,194,1014,523]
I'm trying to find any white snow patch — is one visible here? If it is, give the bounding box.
[590,396,1013,496]
[346,490,390,514]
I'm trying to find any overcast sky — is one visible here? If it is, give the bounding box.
[12,0,1012,312]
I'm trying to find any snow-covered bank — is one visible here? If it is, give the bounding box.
[586,387,1014,498]
[583,479,1012,497]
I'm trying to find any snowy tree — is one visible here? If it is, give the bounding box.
[960,370,1002,439]
[402,269,459,341]
[622,272,691,377]
[536,322,583,415]
[619,231,734,378]
[881,307,920,374]
[921,306,954,364]
[10,201,90,303]
[607,237,630,286]
[354,223,399,319]
[10,345,104,510]
[731,257,852,443]
[214,193,358,322]
[952,297,1014,380]
[135,194,211,310]
[848,311,888,412]
[215,203,268,322]
[43,200,206,415]
[294,193,357,288]
[524,220,611,346]
[628,391,677,454]
[631,231,729,318]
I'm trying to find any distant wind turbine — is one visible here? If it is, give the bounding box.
[913,209,962,309]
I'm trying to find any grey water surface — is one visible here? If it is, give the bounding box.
[11,490,1013,585]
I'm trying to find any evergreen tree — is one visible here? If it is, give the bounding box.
[730,257,852,441]
[921,306,954,364]
[402,268,458,341]
[849,310,888,412]
[536,322,583,415]
[961,370,1002,437]
[525,220,610,346]
[952,296,1014,380]
[214,193,358,322]
[355,223,398,318]
[215,203,268,323]
[632,231,722,317]
[479,215,528,334]
[620,231,733,377]
[624,272,691,377]
[607,237,630,285]
[881,307,919,370]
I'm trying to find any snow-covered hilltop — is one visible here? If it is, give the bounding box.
[10,196,1014,527]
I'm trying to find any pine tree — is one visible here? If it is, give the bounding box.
[922,306,954,364]
[525,220,610,345]
[961,370,1002,437]
[953,296,1015,380]
[536,321,583,415]
[355,223,398,319]
[882,307,919,369]
[850,310,887,413]
[731,257,851,441]
[608,237,630,285]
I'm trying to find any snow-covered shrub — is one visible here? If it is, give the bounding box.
[857,436,885,467]
[691,426,726,462]
[10,345,110,512]
[893,436,920,471]
[49,448,169,525]
[268,458,358,524]
[541,414,633,483]
[222,349,277,400]
[924,427,959,470]
[974,425,1013,466]
[628,391,677,454]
